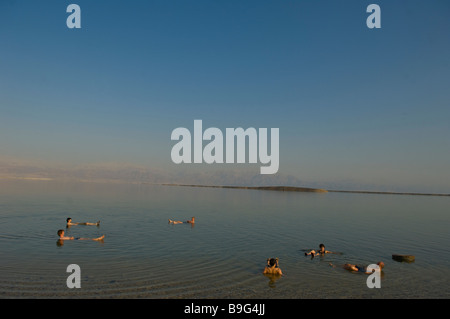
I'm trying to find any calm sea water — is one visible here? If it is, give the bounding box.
[0,180,449,298]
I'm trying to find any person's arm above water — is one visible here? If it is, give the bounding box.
[60,235,75,240]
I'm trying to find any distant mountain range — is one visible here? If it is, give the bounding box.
[0,157,306,187]
[2,157,448,196]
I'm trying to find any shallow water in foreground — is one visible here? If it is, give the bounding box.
[0,180,449,298]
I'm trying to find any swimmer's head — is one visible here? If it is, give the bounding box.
[268,258,278,267]
[66,218,72,223]
[57,229,64,237]
[319,243,325,251]
[377,261,385,269]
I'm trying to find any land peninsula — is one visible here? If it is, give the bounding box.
[162,184,450,196]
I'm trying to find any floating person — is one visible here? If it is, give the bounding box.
[168,217,195,224]
[263,258,283,276]
[329,261,384,274]
[305,243,333,257]
[57,229,105,241]
[66,217,100,227]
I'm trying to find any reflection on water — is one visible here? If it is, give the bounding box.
[263,274,282,289]
[0,180,449,298]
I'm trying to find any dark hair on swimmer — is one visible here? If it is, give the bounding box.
[268,258,278,267]
[67,218,71,222]
[319,243,325,249]
[57,229,64,236]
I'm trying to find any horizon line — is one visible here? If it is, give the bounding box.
[161,183,450,197]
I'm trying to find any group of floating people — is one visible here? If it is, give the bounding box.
[57,218,104,241]
[57,216,197,241]
[57,218,384,278]
[264,243,385,276]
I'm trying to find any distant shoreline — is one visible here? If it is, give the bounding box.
[162,183,450,197]
[327,189,450,197]
[162,183,328,193]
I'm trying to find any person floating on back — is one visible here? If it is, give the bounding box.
[329,261,385,274]
[57,229,104,241]
[305,243,333,257]
[66,217,100,226]
[263,258,283,276]
[168,217,195,224]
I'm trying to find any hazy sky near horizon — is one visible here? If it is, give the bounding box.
[1,0,450,192]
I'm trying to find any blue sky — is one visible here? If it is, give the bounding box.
[1,0,449,192]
